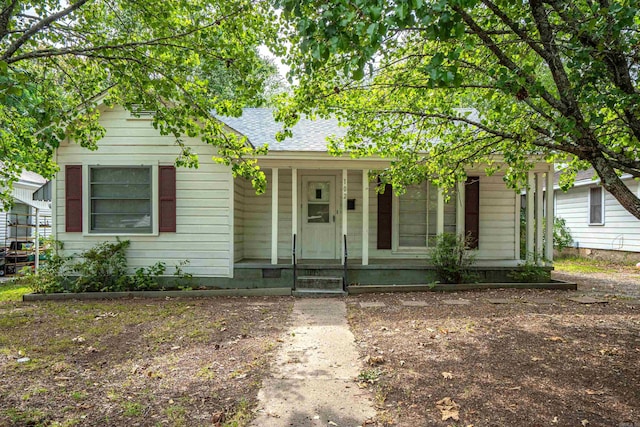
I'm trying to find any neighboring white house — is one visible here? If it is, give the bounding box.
[1,169,52,275]
[554,169,640,255]
[1,169,52,245]
[50,104,555,288]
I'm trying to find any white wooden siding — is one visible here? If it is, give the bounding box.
[234,178,248,262]
[54,105,234,277]
[237,170,518,261]
[555,180,640,252]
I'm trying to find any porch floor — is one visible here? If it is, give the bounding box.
[235,258,524,269]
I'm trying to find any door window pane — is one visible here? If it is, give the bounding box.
[307,181,330,223]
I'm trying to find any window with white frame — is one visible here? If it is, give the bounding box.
[397,182,456,248]
[589,186,604,225]
[89,166,152,233]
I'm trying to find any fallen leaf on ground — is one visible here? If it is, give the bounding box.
[211,411,225,426]
[581,420,589,426]
[328,421,338,426]
[436,397,460,421]
[364,354,385,365]
[585,389,604,395]
[442,372,453,379]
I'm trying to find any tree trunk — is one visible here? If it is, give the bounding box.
[591,156,640,220]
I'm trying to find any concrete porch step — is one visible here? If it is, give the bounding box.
[292,289,347,298]
[296,276,343,291]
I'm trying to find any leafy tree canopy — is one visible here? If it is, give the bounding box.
[276,0,640,218]
[1,0,278,207]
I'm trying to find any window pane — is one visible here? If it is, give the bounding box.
[91,167,150,184]
[308,203,330,223]
[427,182,438,245]
[590,187,602,223]
[90,167,152,233]
[399,183,427,247]
[444,190,457,234]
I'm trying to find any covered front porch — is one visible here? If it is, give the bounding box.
[232,156,556,288]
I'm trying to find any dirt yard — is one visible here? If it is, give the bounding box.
[1,263,639,427]
[0,297,292,427]
[347,288,640,427]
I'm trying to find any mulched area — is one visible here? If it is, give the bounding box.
[347,288,640,427]
[0,297,293,427]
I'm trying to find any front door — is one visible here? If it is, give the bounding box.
[301,175,337,259]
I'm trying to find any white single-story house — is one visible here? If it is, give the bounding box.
[1,169,52,275]
[554,169,640,257]
[51,105,556,291]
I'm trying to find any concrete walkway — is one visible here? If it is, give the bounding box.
[251,299,376,427]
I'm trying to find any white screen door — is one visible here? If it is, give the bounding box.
[301,175,336,259]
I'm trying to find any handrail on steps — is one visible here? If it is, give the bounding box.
[292,234,297,291]
[343,234,348,292]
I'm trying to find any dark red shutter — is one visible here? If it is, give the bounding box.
[159,166,176,232]
[465,177,480,249]
[65,165,83,232]
[377,183,393,249]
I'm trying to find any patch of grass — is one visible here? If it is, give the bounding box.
[164,404,187,426]
[358,368,384,384]
[554,257,612,273]
[122,401,144,417]
[0,280,31,302]
[1,407,49,425]
[223,399,252,427]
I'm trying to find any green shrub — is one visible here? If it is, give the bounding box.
[429,233,477,284]
[16,238,70,294]
[552,217,573,251]
[22,238,190,293]
[70,239,131,292]
[519,209,574,258]
[509,258,550,283]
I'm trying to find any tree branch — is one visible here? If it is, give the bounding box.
[1,0,93,61]
[0,0,17,42]
[452,5,567,114]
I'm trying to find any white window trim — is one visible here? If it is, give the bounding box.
[82,162,159,236]
[587,186,605,226]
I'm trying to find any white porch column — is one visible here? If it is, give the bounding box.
[514,190,521,261]
[456,181,465,237]
[545,169,555,264]
[341,169,348,264]
[35,208,40,272]
[535,172,544,264]
[362,170,369,266]
[271,168,279,265]
[437,188,445,235]
[526,171,535,260]
[291,168,298,261]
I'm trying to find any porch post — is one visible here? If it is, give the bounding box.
[342,169,348,264]
[291,168,297,261]
[535,172,544,265]
[526,171,535,261]
[362,169,369,266]
[271,168,279,264]
[514,190,521,261]
[437,187,445,235]
[456,181,465,238]
[35,208,40,272]
[545,168,555,264]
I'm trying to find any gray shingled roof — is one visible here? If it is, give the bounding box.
[217,108,347,151]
